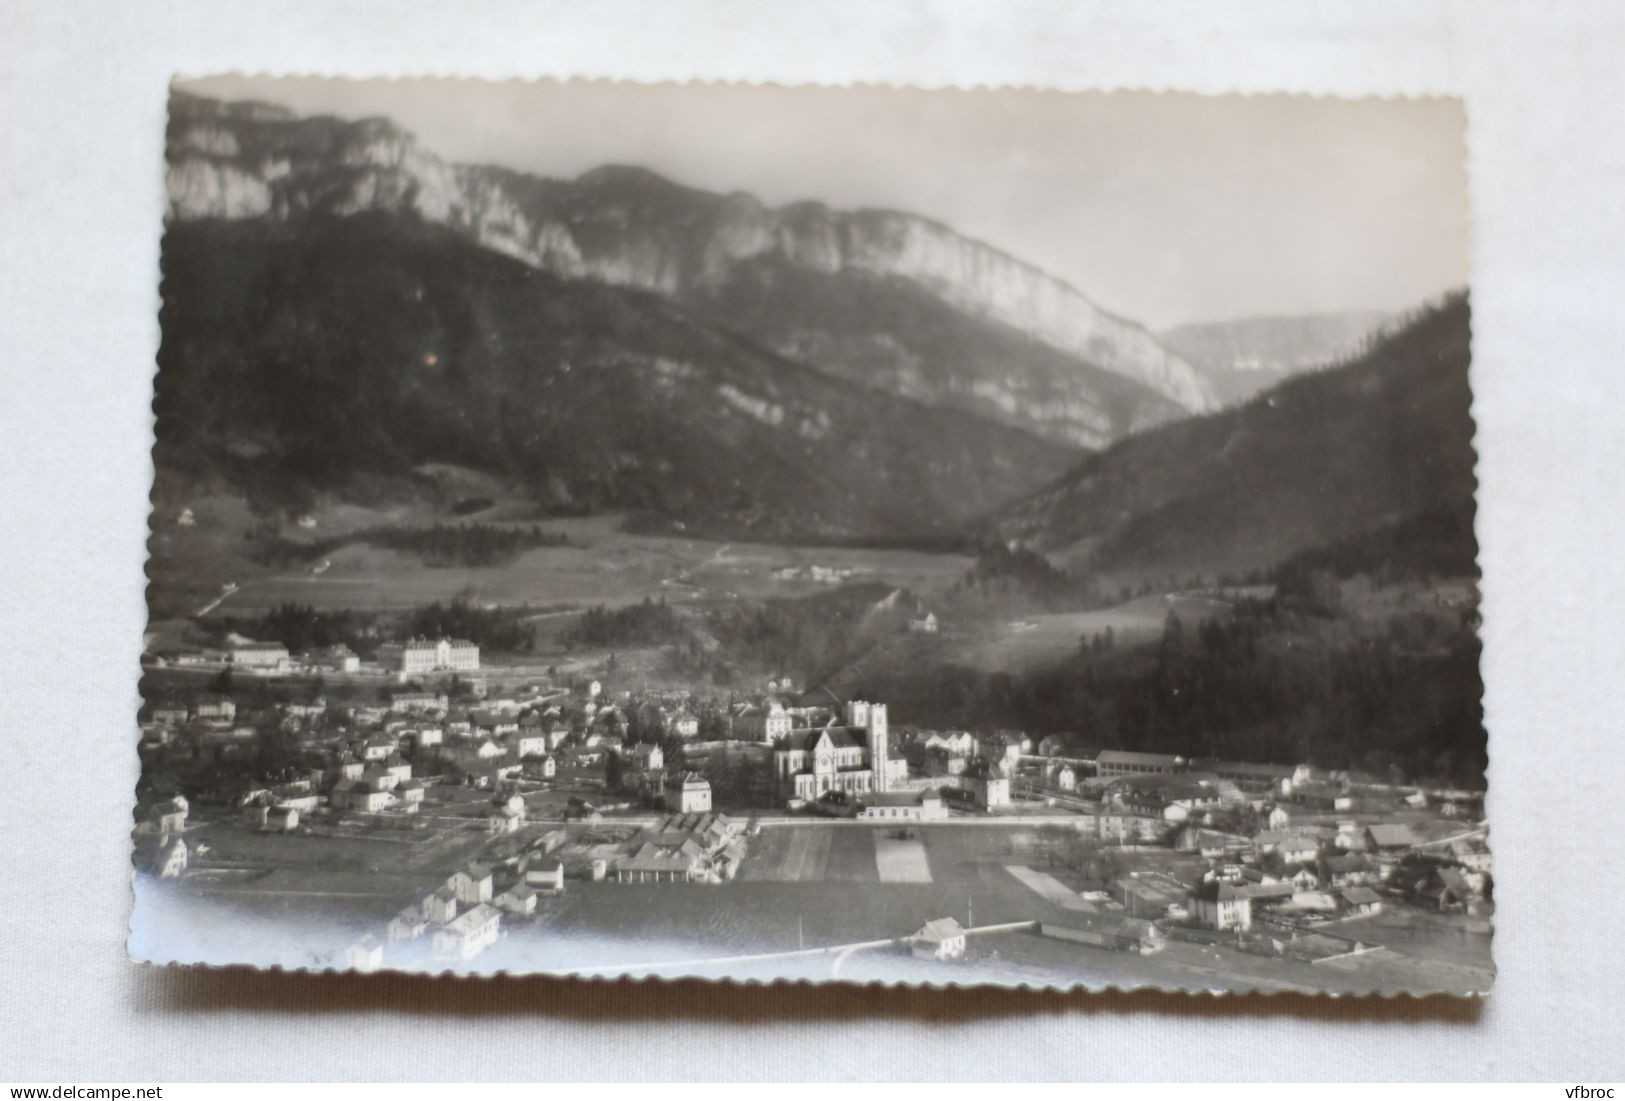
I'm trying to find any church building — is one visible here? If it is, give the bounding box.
[773,700,906,801]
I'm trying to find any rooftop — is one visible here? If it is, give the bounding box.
[916,917,965,942]
[1097,750,1184,767]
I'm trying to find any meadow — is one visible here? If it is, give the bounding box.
[153,500,974,617]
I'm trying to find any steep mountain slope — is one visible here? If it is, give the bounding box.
[156,217,1075,539]
[1159,310,1392,407]
[164,92,1211,447]
[995,295,1474,581]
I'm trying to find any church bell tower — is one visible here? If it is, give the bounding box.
[867,702,890,792]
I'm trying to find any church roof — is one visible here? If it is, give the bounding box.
[780,727,861,753]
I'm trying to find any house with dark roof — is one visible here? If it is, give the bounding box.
[1190,880,1253,930]
[450,864,494,906]
[858,788,947,821]
[387,904,428,943]
[1339,886,1384,917]
[1449,836,1493,873]
[1195,758,1295,794]
[494,882,537,916]
[1324,853,1380,888]
[133,834,188,879]
[614,842,706,883]
[1040,916,1166,954]
[1364,823,1420,852]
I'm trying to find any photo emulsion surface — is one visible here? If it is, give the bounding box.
[132,78,1488,994]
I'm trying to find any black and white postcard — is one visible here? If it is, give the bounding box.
[132,77,1487,995]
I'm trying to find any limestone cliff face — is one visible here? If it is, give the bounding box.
[165,92,1216,444]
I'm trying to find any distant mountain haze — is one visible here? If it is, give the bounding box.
[164,93,1214,449]
[1159,311,1395,407]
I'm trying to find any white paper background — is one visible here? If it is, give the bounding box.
[3,0,1623,1082]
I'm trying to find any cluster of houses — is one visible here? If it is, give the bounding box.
[346,858,542,970]
[871,736,1492,942]
[605,812,746,884]
[339,812,749,970]
[1084,761,1494,933]
[156,635,479,682]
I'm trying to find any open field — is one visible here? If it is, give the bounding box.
[150,501,975,618]
[873,834,934,883]
[1004,864,1090,907]
[950,590,1258,674]
[816,589,1271,694]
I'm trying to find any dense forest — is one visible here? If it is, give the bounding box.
[208,598,537,654]
[705,583,905,685]
[962,542,1082,605]
[1267,502,1479,597]
[856,597,1483,787]
[209,602,376,654]
[564,597,692,649]
[404,599,535,652]
[839,504,1486,789]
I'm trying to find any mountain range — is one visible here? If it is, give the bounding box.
[157,92,1472,562]
[156,216,1078,539]
[164,92,1215,453]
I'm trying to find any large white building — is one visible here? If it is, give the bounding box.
[230,641,290,672]
[432,903,502,961]
[1095,750,1186,779]
[377,637,480,675]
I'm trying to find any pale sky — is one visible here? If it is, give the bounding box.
[179,76,1468,330]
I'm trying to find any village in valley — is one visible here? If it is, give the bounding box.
[133,627,1493,992]
[133,82,1487,995]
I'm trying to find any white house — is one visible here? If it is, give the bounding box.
[514,733,549,759]
[424,887,458,926]
[134,835,188,879]
[488,805,525,835]
[344,935,383,973]
[494,883,538,916]
[968,774,1010,809]
[735,702,793,742]
[147,795,189,835]
[387,905,428,943]
[450,864,494,906]
[231,640,290,673]
[924,731,976,757]
[432,904,501,962]
[859,789,948,821]
[666,773,713,814]
[911,917,967,960]
[630,743,664,771]
[525,861,566,894]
